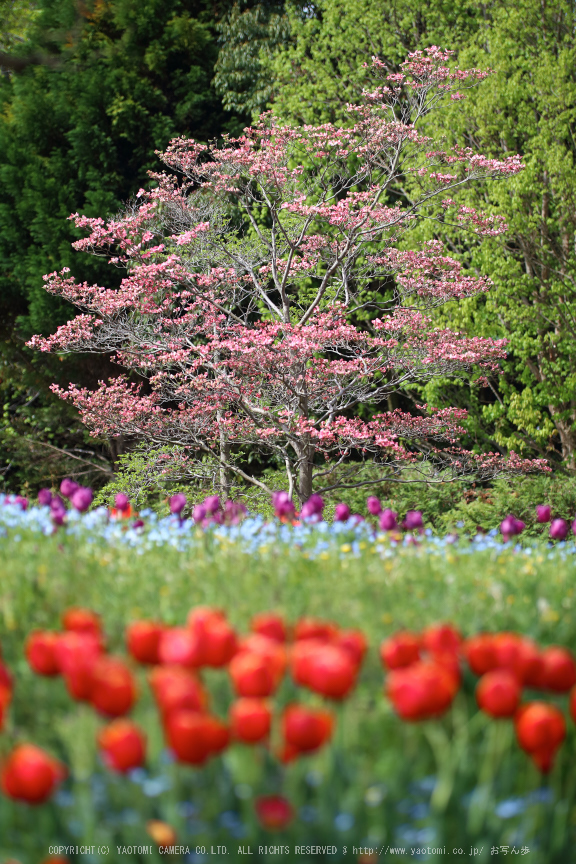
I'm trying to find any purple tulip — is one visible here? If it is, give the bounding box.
[203,495,221,516]
[38,488,53,507]
[169,493,187,516]
[60,478,79,499]
[500,515,517,539]
[132,519,145,529]
[379,508,398,531]
[224,499,247,525]
[536,504,551,524]
[70,486,93,512]
[115,493,130,511]
[15,496,28,510]
[50,499,67,526]
[366,496,382,516]
[272,491,296,519]
[550,518,568,541]
[513,518,525,535]
[334,503,351,522]
[192,503,207,523]
[300,494,324,521]
[404,510,424,531]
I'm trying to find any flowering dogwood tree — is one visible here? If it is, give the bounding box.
[29,49,548,502]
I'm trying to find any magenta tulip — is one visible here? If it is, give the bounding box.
[272,491,296,519]
[550,518,568,541]
[38,489,53,507]
[60,478,78,499]
[379,509,398,531]
[536,504,551,523]
[366,496,382,516]
[114,493,129,511]
[334,503,351,522]
[300,494,324,520]
[70,486,93,512]
[404,510,424,531]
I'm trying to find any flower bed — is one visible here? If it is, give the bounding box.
[1,599,576,862]
[2,488,576,562]
[1,487,576,862]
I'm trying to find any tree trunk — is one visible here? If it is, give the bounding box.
[548,405,576,470]
[297,445,313,504]
[217,410,231,499]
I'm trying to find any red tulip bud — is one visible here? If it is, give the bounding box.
[98,719,146,773]
[1,744,65,804]
[282,704,334,754]
[255,795,294,831]
[26,631,60,676]
[90,657,137,717]
[229,698,272,744]
[126,621,164,665]
[476,670,521,718]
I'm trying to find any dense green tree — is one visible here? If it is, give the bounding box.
[0,0,245,491]
[414,0,576,468]
[213,0,293,116]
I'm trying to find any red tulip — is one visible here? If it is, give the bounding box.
[386,661,459,721]
[466,632,542,686]
[422,624,462,656]
[201,618,237,668]
[251,612,288,643]
[255,795,294,831]
[229,653,276,698]
[476,670,521,718]
[282,704,334,754]
[98,719,146,773]
[302,645,357,699]
[229,698,272,743]
[514,639,544,687]
[149,666,208,720]
[1,744,65,804]
[55,632,102,701]
[515,702,566,755]
[290,639,325,687]
[539,647,576,693]
[432,649,462,688]
[492,632,536,678]
[204,716,230,756]
[380,632,420,670]
[0,660,13,692]
[187,606,226,631]
[165,710,214,765]
[294,617,337,643]
[126,621,164,665]
[25,631,60,677]
[464,633,497,676]
[90,657,137,717]
[237,635,287,685]
[54,631,102,676]
[334,629,368,665]
[158,627,203,668]
[0,684,11,731]
[62,607,101,637]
